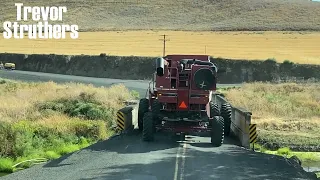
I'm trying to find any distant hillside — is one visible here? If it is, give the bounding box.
[1,0,320,31]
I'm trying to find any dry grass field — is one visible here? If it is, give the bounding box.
[0,79,133,123]
[223,82,320,149]
[1,31,320,64]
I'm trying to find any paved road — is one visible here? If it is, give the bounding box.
[0,70,241,97]
[0,70,317,180]
[0,131,317,180]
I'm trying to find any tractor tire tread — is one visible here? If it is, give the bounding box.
[151,99,161,131]
[151,99,161,116]
[210,102,220,117]
[142,112,154,141]
[221,103,232,136]
[211,116,224,147]
[138,98,149,131]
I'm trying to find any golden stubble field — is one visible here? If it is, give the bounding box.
[0,31,320,64]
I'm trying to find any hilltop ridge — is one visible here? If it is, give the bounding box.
[1,0,320,31]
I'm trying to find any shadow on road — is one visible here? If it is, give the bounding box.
[84,131,180,154]
[3,130,316,180]
[185,132,242,148]
[81,131,316,179]
[77,142,317,180]
[43,153,73,168]
[84,130,240,154]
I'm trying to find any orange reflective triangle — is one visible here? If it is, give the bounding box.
[179,101,187,108]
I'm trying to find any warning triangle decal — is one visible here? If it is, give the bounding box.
[179,101,187,108]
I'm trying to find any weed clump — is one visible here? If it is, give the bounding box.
[37,98,113,121]
[0,158,14,173]
[277,147,291,156]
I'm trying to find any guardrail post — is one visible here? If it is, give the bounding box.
[116,111,125,131]
[115,100,139,133]
[249,123,257,151]
[116,107,133,133]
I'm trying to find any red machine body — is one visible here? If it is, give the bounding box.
[148,55,218,133]
[139,54,228,146]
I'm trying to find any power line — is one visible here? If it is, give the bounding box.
[159,34,169,56]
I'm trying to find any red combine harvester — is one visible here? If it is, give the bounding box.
[138,55,232,147]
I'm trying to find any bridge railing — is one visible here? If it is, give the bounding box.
[212,93,252,149]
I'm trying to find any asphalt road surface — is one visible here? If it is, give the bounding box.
[0,70,317,180]
[0,131,317,180]
[0,70,241,97]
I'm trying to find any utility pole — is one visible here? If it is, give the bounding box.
[159,34,169,56]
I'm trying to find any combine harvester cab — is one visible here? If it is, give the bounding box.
[138,55,232,147]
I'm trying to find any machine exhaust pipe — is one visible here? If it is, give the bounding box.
[156,57,165,76]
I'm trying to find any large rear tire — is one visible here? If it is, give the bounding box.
[211,116,224,147]
[142,112,154,141]
[221,103,232,136]
[138,98,149,131]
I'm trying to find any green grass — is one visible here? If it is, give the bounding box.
[0,119,106,173]
[253,144,320,165]
[0,158,14,173]
[0,135,93,172]
[0,139,92,173]
[44,151,60,159]
[316,172,320,178]
[0,0,320,31]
